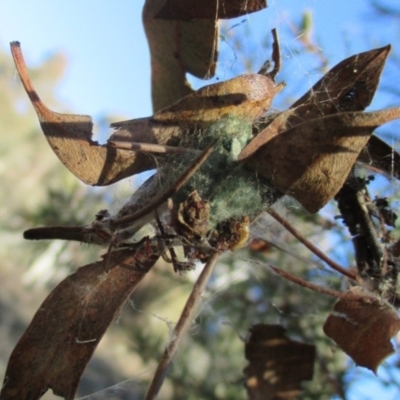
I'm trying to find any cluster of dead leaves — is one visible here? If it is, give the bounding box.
[3,1,400,399]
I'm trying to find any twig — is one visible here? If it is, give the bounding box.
[267,263,345,298]
[145,251,219,400]
[334,175,385,279]
[269,28,281,80]
[267,209,356,280]
[23,225,111,245]
[111,138,217,228]
[258,29,281,80]
[109,140,200,155]
[24,226,94,242]
[155,209,193,272]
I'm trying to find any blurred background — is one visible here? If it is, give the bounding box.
[1,1,400,399]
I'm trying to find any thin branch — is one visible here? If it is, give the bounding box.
[109,140,200,155]
[24,226,94,242]
[155,209,194,272]
[335,175,385,278]
[258,29,281,80]
[145,251,219,400]
[266,263,345,298]
[268,209,357,280]
[269,28,281,80]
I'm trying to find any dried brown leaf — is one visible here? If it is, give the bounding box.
[0,239,164,400]
[288,44,400,180]
[288,45,400,179]
[289,45,391,125]
[323,287,400,373]
[288,44,399,181]
[153,74,283,125]
[241,45,391,161]
[143,0,218,111]
[244,324,315,400]
[239,109,295,160]
[11,42,154,186]
[244,108,400,213]
[113,74,282,147]
[239,46,394,212]
[155,0,267,20]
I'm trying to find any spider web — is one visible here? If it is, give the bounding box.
[8,1,400,400]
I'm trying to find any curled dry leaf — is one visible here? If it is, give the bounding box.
[243,108,400,213]
[10,42,155,186]
[110,73,283,165]
[143,0,218,111]
[0,238,165,400]
[323,287,400,373]
[244,324,315,400]
[155,0,267,20]
[153,74,284,125]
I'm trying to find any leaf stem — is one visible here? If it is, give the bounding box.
[266,263,345,298]
[268,209,356,280]
[109,140,200,155]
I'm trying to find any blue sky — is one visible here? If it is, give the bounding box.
[0,0,397,122]
[0,1,149,118]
